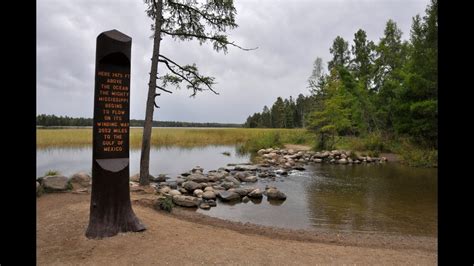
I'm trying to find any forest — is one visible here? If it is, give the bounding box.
[244,0,437,152]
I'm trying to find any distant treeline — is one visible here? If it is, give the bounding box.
[36,114,242,128]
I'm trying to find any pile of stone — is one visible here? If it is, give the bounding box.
[257,148,387,166]
[36,171,92,196]
[154,166,287,210]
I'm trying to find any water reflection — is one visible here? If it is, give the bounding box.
[36,145,250,178]
[37,145,437,237]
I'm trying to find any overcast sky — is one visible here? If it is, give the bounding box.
[37,0,429,124]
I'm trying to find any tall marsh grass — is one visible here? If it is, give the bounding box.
[36,127,315,150]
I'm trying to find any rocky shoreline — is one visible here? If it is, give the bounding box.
[36,148,390,212]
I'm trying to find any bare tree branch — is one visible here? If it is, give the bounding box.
[161,30,258,51]
[156,85,173,94]
[158,54,219,96]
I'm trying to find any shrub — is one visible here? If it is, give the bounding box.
[44,169,60,176]
[157,196,174,212]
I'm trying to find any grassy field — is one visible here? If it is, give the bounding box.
[36,127,315,151]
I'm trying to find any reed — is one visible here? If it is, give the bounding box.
[36,128,315,149]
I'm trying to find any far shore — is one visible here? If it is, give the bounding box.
[37,191,437,265]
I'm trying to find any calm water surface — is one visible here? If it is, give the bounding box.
[37,145,437,237]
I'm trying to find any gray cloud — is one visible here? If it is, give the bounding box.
[37,0,429,123]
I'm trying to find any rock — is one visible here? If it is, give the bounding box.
[130,173,140,182]
[313,158,322,163]
[43,175,69,191]
[204,186,214,192]
[221,182,236,190]
[179,188,188,194]
[257,149,266,155]
[341,154,347,159]
[193,189,204,197]
[191,166,204,173]
[258,171,275,178]
[241,175,258,183]
[172,195,201,207]
[275,169,288,176]
[330,159,336,163]
[183,181,200,192]
[242,196,250,203]
[152,174,169,182]
[354,160,361,164]
[199,203,211,210]
[176,178,185,186]
[169,189,181,196]
[224,176,241,186]
[217,191,241,201]
[233,187,255,196]
[366,156,372,162]
[207,170,228,182]
[234,165,259,171]
[187,173,208,183]
[70,172,91,188]
[234,171,248,181]
[338,158,348,164]
[315,151,330,158]
[292,166,306,171]
[381,157,388,162]
[207,199,217,207]
[248,188,263,199]
[202,190,216,200]
[158,186,171,194]
[266,188,287,200]
[164,181,178,189]
[181,172,191,177]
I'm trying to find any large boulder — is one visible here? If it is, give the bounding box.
[186,173,209,183]
[266,188,287,200]
[172,195,201,207]
[43,175,69,191]
[217,191,241,201]
[183,181,201,192]
[70,172,91,189]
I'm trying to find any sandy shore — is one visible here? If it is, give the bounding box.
[37,192,437,265]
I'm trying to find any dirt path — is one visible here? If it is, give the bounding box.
[37,193,437,265]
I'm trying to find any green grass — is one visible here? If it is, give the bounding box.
[390,139,438,167]
[44,170,61,176]
[156,196,174,213]
[36,127,315,149]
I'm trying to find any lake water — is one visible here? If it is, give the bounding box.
[37,145,437,237]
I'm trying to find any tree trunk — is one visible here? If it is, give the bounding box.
[140,0,163,185]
